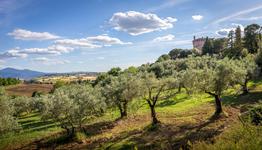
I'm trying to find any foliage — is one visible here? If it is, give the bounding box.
[41,84,106,136]
[193,123,262,150]
[168,48,192,60]
[236,55,258,94]
[181,56,244,114]
[244,24,261,53]
[0,88,20,134]
[103,74,140,118]
[0,78,21,86]
[202,37,214,55]
[11,96,32,116]
[156,54,171,62]
[51,80,67,93]
[247,103,262,125]
[108,67,122,76]
[139,72,178,125]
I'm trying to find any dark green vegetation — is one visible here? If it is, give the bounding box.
[0,23,262,150]
[0,78,21,86]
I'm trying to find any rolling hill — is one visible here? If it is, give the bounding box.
[0,68,46,80]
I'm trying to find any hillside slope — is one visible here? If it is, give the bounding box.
[1,80,261,150]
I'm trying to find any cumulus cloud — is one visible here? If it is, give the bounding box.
[153,34,175,42]
[55,35,131,48]
[192,15,203,21]
[8,28,60,41]
[55,39,101,48]
[86,35,132,45]
[109,11,177,35]
[33,57,70,65]
[0,48,28,59]
[0,45,73,59]
[216,23,244,36]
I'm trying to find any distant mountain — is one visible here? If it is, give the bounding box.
[0,68,46,80]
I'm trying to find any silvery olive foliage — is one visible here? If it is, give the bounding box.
[41,84,106,135]
[11,96,32,116]
[0,87,20,134]
[102,73,140,118]
[180,56,246,114]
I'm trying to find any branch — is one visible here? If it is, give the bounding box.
[205,91,216,96]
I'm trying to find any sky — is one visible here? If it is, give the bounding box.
[0,0,262,73]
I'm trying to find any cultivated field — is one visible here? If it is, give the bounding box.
[5,84,53,97]
[35,75,96,84]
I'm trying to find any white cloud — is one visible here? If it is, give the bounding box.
[86,35,132,45]
[216,23,244,36]
[22,45,73,55]
[0,45,73,59]
[192,15,203,21]
[33,57,70,65]
[8,28,60,41]
[109,11,177,35]
[55,35,131,48]
[153,34,175,42]
[0,48,28,59]
[55,39,101,48]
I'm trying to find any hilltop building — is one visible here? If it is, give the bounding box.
[192,36,206,54]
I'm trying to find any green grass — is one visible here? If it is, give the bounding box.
[0,112,62,150]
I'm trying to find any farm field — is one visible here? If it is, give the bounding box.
[0,80,261,150]
[35,75,97,84]
[5,84,53,97]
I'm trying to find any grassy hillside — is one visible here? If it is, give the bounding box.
[0,80,261,150]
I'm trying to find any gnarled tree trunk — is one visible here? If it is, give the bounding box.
[206,91,223,115]
[242,76,249,95]
[214,95,222,115]
[147,100,159,125]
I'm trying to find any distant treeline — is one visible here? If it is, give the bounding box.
[0,78,21,86]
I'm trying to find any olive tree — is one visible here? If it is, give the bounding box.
[103,74,140,118]
[139,72,178,125]
[11,96,32,116]
[0,88,20,134]
[182,57,241,115]
[237,55,258,94]
[42,84,106,136]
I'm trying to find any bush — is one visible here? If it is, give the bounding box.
[11,96,32,116]
[193,123,262,150]
[248,104,262,125]
[0,92,20,134]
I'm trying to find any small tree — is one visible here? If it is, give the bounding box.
[182,57,241,115]
[42,84,106,136]
[103,74,140,118]
[0,88,20,134]
[237,55,258,94]
[139,73,177,125]
[11,96,32,116]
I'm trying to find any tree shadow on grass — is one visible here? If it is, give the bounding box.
[84,113,223,150]
[82,121,116,137]
[222,91,262,107]
[24,120,117,149]
[18,113,39,120]
[157,96,188,108]
[21,120,55,130]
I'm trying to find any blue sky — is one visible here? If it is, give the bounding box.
[0,0,262,72]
